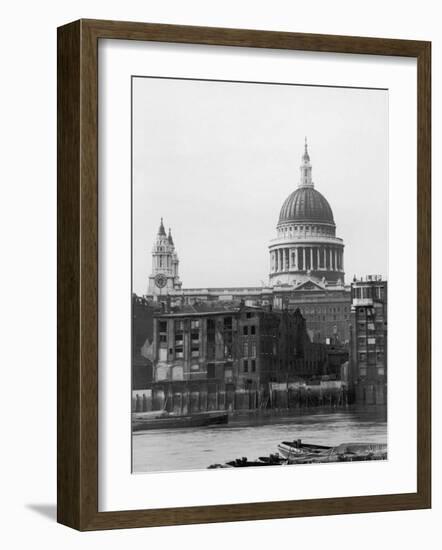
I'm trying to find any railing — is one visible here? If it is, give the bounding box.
[269,235,344,245]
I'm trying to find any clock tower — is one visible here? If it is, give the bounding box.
[147,218,182,298]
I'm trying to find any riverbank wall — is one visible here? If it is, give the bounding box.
[132,380,351,414]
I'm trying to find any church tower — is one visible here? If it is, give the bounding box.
[147,218,182,298]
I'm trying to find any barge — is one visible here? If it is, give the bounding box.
[132,410,228,431]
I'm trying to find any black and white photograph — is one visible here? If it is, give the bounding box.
[0,0,436,542]
[131,76,388,473]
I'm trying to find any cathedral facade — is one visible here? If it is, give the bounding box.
[145,142,351,344]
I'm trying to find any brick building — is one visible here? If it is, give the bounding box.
[349,276,388,404]
[152,301,328,390]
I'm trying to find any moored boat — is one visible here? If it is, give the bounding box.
[277,439,332,459]
[132,410,228,431]
[207,440,387,469]
[284,441,387,464]
[208,453,285,469]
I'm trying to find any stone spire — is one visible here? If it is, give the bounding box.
[299,138,314,188]
[158,217,166,236]
[168,227,174,246]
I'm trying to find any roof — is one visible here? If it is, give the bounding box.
[278,187,335,226]
[155,301,265,318]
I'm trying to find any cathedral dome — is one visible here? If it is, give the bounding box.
[278,187,334,226]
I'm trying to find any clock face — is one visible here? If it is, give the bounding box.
[154,273,167,289]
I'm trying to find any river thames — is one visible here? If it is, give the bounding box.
[132,406,387,473]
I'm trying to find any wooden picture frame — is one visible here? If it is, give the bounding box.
[57,19,431,530]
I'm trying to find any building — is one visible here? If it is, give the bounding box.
[147,218,182,296]
[269,138,345,286]
[151,302,328,389]
[132,294,158,388]
[145,141,351,344]
[349,275,388,404]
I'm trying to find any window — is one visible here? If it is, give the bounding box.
[243,359,248,373]
[251,359,256,373]
[175,345,183,358]
[378,367,385,376]
[207,363,215,378]
[191,331,199,342]
[190,320,200,329]
[224,368,233,382]
[360,367,367,376]
[243,326,248,335]
[207,343,215,360]
[251,325,256,335]
[175,320,184,331]
[224,316,232,328]
[191,344,199,357]
[368,337,376,345]
[190,364,199,372]
[207,319,215,331]
[159,320,167,343]
[250,342,256,357]
[243,342,248,357]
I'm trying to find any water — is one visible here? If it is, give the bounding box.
[132,406,387,473]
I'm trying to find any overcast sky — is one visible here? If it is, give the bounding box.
[132,77,388,295]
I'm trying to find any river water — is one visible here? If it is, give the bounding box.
[132,406,387,473]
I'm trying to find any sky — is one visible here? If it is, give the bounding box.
[132,77,388,295]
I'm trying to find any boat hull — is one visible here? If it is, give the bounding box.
[132,411,228,431]
[277,441,331,459]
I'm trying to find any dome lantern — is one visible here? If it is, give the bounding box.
[299,137,313,188]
